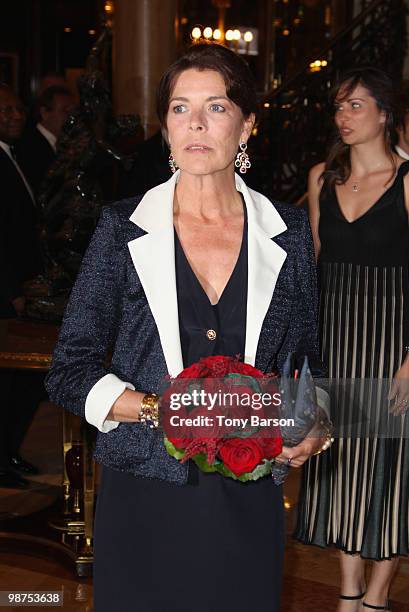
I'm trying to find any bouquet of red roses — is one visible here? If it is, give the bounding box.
[161,355,283,482]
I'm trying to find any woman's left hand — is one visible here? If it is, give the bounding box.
[274,435,327,469]
[388,357,409,415]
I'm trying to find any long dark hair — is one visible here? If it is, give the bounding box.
[322,67,398,188]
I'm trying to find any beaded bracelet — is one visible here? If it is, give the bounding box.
[138,392,160,429]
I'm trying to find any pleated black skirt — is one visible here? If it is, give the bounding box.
[295,262,409,559]
[94,465,284,612]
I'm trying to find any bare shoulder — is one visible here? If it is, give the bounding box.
[308,162,325,187]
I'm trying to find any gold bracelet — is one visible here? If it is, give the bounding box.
[313,426,334,456]
[139,393,160,429]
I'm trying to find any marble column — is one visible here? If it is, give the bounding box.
[113,0,178,137]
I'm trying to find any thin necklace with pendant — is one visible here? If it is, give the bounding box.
[350,160,391,193]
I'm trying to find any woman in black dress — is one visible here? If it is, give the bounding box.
[296,68,409,611]
[46,44,326,611]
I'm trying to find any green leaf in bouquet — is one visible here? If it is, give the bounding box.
[244,459,273,481]
[192,453,218,473]
[164,437,186,461]
[216,459,273,482]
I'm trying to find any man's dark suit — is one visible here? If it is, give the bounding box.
[0,147,42,313]
[0,146,44,473]
[16,126,55,197]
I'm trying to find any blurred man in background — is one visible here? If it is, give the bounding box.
[0,83,44,488]
[17,85,74,196]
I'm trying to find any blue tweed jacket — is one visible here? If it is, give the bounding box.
[45,172,319,485]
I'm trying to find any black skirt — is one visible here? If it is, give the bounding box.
[94,465,284,612]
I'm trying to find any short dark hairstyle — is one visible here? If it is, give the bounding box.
[323,67,398,187]
[37,85,71,112]
[156,43,258,136]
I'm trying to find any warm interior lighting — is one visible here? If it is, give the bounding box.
[225,29,234,41]
[191,27,202,40]
[213,29,222,40]
[88,29,96,35]
[309,59,327,72]
[104,2,113,13]
[233,29,241,40]
[181,17,188,25]
[203,26,213,39]
[282,28,290,36]
[293,18,301,25]
[243,31,253,43]
[263,102,270,108]
[64,27,72,33]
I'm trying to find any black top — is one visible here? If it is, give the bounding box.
[318,160,409,266]
[175,206,248,368]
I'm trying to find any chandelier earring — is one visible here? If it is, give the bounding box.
[168,152,178,174]
[234,142,251,174]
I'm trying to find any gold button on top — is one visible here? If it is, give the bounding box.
[206,329,217,341]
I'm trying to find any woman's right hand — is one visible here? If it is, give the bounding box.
[107,389,145,422]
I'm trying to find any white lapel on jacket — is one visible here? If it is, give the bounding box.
[235,175,288,366]
[128,172,184,377]
[127,171,288,375]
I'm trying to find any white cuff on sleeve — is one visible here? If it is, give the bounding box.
[85,373,135,433]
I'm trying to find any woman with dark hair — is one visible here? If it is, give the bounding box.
[46,43,326,611]
[296,67,409,611]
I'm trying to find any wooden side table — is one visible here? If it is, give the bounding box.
[0,319,95,576]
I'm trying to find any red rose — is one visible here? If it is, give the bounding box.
[257,436,283,459]
[219,438,264,477]
[164,355,282,481]
[186,406,224,439]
